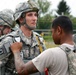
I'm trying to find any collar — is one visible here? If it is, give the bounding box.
[18,29,39,47]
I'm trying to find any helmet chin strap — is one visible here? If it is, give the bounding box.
[20,19,36,30]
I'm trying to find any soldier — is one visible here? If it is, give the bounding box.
[0,9,15,75]
[0,9,15,40]
[0,0,46,75]
[10,16,74,75]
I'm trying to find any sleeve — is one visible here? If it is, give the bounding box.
[0,36,13,60]
[0,41,11,65]
[32,48,54,72]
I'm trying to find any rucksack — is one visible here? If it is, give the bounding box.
[59,44,76,75]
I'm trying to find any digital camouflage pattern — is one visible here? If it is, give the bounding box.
[73,34,76,44]
[0,34,13,75]
[60,45,76,75]
[14,0,39,21]
[0,1,45,75]
[0,29,46,75]
[0,9,14,28]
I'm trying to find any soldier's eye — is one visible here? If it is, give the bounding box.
[28,13,32,16]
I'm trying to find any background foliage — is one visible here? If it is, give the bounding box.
[30,0,76,48]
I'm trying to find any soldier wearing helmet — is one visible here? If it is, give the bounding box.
[0,1,46,75]
[0,9,14,37]
[14,0,39,30]
[0,9,15,75]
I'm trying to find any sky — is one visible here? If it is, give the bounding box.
[0,0,76,17]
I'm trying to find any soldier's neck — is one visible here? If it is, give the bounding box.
[20,26,32,37]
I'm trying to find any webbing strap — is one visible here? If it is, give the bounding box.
[36,35,43,53]
[36,35,48,75]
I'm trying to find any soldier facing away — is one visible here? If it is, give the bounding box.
[0,0,46,75]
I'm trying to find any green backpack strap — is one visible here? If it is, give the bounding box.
[59,44,76,75]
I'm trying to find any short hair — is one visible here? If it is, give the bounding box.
[52,16,73,34]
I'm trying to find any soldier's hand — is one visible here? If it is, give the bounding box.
[10,42,22,53]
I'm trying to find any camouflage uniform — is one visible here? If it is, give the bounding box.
[0,27,46,75]
[0,9,15,75]
[0,9,14,37]
[0,1,46,75]
[0,9,14,28]
[73,34,76,43]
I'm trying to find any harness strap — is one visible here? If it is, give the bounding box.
[36,35,48,75]
[36,35,43,53]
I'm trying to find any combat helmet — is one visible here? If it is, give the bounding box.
[14,0,39,22]
[0,9,14,29]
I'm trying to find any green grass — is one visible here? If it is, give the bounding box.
[43,35,53,42]
[43,35,57,48]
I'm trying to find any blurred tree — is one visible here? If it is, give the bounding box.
[37,13,52,29]
[56,0,70,16]
[71,17,76,30]
[33,0,52,29]
[37,0,51,16]
[31,0,51,16]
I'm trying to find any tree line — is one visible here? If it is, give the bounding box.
[31,0,76,30]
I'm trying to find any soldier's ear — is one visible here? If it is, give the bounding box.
[18,17,24,24]
[57,26,62,35]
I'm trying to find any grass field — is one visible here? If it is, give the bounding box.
[45,41,57,48]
